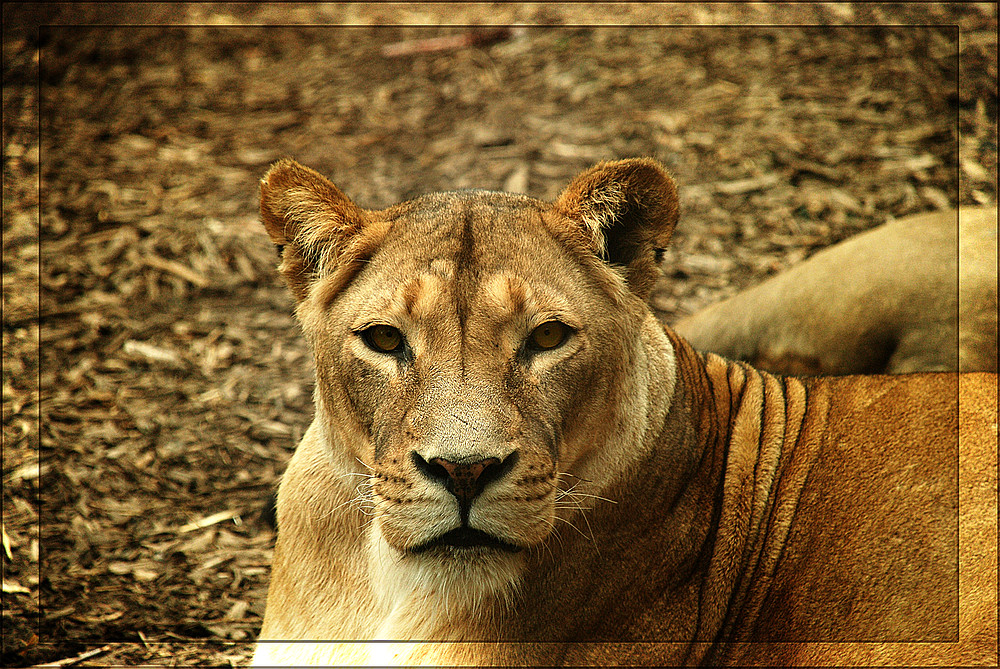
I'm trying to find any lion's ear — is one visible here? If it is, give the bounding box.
[553,158,679,298]
[259,159,372,301]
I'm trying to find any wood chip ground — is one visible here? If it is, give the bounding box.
[2,3,996,666]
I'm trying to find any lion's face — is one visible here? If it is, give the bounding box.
[309,192,643,560]
[259,158,680,601]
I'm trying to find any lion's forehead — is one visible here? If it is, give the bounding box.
[392,271,540,312]
[352,194,586,325]
[380,190,565,271]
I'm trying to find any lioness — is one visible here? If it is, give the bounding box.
[673,207,998,375]
[253,158,997,667]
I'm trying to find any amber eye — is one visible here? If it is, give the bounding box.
[363,325,404,353]
[529,321,569,351]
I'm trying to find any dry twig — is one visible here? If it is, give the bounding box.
[32,644,114,668]
[381,27,519,57]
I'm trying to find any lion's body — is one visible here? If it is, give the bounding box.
[673,207,998,375]
[252,159,997,666]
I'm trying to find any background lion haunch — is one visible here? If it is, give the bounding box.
[673,206,998,375]
[253,158,997,667]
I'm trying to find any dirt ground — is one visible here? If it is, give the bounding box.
[2,2,996,666]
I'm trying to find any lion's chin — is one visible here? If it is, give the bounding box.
[369,526,527,622]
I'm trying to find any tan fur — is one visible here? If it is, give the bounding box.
[673,207,998,374]
[253,159,997,667]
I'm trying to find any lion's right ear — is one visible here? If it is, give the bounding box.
[259,159,372,301]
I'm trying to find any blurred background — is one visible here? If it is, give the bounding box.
[3,3,996,665]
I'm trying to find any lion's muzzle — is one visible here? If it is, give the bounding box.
[411,451,520,521]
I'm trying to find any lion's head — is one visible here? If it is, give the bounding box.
[259,158,681,618]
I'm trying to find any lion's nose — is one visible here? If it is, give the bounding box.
[411,452,519,505]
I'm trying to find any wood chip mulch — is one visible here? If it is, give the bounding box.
[3,3,995,666]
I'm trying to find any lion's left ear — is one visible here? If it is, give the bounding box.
[553,158,679,298]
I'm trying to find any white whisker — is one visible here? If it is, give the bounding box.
[553,514,591,540]
[556,471,593,484]
[336,471,373,479]
[564,491,618,504]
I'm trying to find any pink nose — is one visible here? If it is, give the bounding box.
[429,457,501,504]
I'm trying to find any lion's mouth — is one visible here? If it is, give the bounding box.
[409,527,523,554]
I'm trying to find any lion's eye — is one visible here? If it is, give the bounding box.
[529,321,569,351]
[362,325,404,353]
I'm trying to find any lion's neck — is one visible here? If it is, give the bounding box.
[664,331,819,649]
